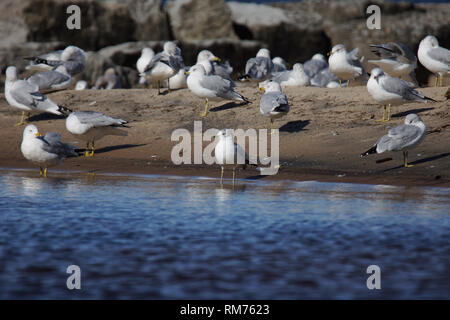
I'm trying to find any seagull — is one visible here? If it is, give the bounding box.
[195,50,233,80]
[368,42,418,84]
[186,64,248,117]
[361,113,426,168]
[214,129,249,186]
[328,44,366,86]
[367,68,436,122]
[25,45,86,75]
[268,63,310,87]
[136,47,155,85]
[94,68,121,89]
[5,66,71,126]
[26,65,72,93]
[140,41,183,94]
[304,53,328,78]
[418,35,450,87]
[240,48,274,83]
[272,57,287,73]
[20,124,78,177]
[66,111,128,157]
[311,67,339,87]
[259,81,290,133]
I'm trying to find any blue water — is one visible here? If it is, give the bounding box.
[0,169,449,299]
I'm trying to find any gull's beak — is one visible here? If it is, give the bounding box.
[35,132,41,137]
[259,87,265,92]
[184,71,190,75]
[212,57,221,62]
[327,51,332,56]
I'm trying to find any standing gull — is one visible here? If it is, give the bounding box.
[259,81,290,133]
[140,41,183,94]
[136,47,155,85]
[20,124,78,177]
[418,35,450,87]
[186,64,248,117]
[328,44,366,86]
[66,111,128,157]
[369,42,418,84]
[25,45,86,75]
[27,65,72,93]
[214,129,249,186]
[240,48,274,83]
[367,68,436,122]
[260,63,310,88]
[5,66,71,126]
[361,113,426,168]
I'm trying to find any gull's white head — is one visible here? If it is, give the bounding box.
[292,63,305,73]
[142,47,155,57]
[370,68,385,80]
[216,129,233,139]
[164,41,180,56]
[312,53,326,61]
[260,80,282,93]
[197,50,220,63]
[272,57,286,66]
[404,113,422,125]
[61,46,85,62]
[23,124,40,139]
[256,48,271,58]
[420,35,439,49]
[5,66,18,82]
[330,44,347,56]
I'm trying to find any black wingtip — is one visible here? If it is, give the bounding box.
[361,145,377,157]
[58,105,72,115]
[238,74,250,81]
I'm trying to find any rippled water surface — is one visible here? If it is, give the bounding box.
[0,169,449,299]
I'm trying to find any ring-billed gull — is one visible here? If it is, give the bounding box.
[214,129,249,186]
[418,35,450,87]
[328,44,366,86]
[136,47,155,85]
[25,46,86,75]
[304,53,328,78]
[272,57,287,73]
[27,65,72,93]
[260,63,310,88]
[140,41,183,94]
[195,50,232,80]
[5,66,71,126]
[186,64,248,117]
[240,48,274,83]
[164,67,188,90]
[259,81,290,133]
[21,124,78,177]
[66,111,128,157]
[367,68,436,122]
[311,67,339,88]
[94,68,121,89]
[361,113,426,168]
[368,42,418,84]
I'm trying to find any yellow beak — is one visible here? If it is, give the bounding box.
[327,51,332,56]
[35,132,41,137]
[259,87,265,92]
[184,71,190,75]
[213,57,221,62]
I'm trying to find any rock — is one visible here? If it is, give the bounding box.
[228,2,330,65]
[167,0,238,41]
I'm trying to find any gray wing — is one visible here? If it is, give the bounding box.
[271,70,292,83]
[39,133,77,157]
[200,75,235,96]
[144,52,174,72]
[260,92,289,115]
[311,68,339,87]
[303,59,327,77]
[428,47,450,67]
[370,42,417,64]
[27,70,71,90]
[74,111,127,127]
[377,124,422,152]
[63,60,85,75]
[212,61,233,79]
[380,76,427,101]
[245,57,273,80]
[10,80,45,107]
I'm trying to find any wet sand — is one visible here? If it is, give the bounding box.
[0,85,449,187]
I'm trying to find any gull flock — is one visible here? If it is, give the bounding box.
[2,35,449,182]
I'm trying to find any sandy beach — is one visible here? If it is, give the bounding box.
[0,84,449,187]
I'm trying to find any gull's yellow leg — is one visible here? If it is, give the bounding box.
[435,75,438,87]
[220,166,224,185]
[200,98,209,117]
[89,141,95,157]
[440,75,443,87]
[404,151,414,168]
[43,167,48,178]
[377,105,387,122]
[39,167,43,177]
[14,111,28,127]
[84,141,91,157]
[347,80,351,87]
[339,79,342,86]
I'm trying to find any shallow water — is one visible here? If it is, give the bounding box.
[0,169,449,299]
